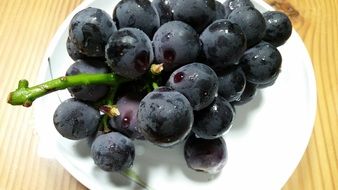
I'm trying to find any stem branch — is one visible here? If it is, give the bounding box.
[7,73,128,107]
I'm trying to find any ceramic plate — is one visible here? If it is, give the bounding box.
[34,0,317,189]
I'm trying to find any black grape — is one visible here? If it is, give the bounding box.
[68,7,116,57]
[167,63,218,111]
[263,11,292,47]
[172,0,217,33]
[239,41,282,85]
[137,87,193,147]
[53,98,100,140]
[105,28,154,79]
[200,19,246,70]
[193,96,234,139]
[113,0,160,38]
[91,132,135,171]
[184,135,227,174]
[109,95,144,140]
[228,6,266,48]
[153,21,200,71]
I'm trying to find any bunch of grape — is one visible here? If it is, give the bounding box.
[55,0,292,174]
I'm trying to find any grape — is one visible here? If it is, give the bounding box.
[109,95,144,140]
[113,0,160,38]
[218,66,246,102]
[53,98,100,140]
[193,96,234,139]
[91,132,135,171]
[172,0,217,33]
[153,21,200,71]
[215,1,226,20]
[68,7,116,57]
[263,11,292,47]
[223,0,254,18]
[137,87,193,147]
[239,41,282,85]
[228,6,266,48]
[105,28,154,79]
[232,81,257,105]
[200,19,246,70]
[167,63,218,111]
[151,0,176,25]
[66,59,109,101]
[184,135,227,174]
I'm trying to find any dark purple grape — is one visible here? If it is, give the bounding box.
[113,0,160,38]
[53,98,100,140]
[151,0,176,25]
[91,132,135,171]
[223,0,254,18]
[228,6,266,48]
[263,11,292,47]
[137,87,193,147]
[66,59,109,102]
[68,7,116,57]
[215,1,226,20]
[217,66,246,102]
[239,41,282,85]
[167,63,218,111]
[184,135,227,174]
[105,28,154,79]
[172,0,217,33]
[109,95,144,140]
[232,81,257,105]
[153,21,200,71]
[193,96,234,139]
[200,19,246,70]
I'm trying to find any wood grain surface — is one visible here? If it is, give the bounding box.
[0,0,337,189]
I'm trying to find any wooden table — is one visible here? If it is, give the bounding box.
[0,0,337,189]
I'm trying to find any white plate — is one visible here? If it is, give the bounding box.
[34,0,317,189]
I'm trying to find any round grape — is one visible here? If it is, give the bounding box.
[109,95,144,140]
[228,6,266,48]
[193,96,234,139]
[240,41,282,85]
[105,28,154,79]
[263,11,292,47]
[172,0,217,33]
[113,0,160,38]
[68,7,116,57]
[167,63,218,111]
[91,132,135,171]
[200,19,246,70]
[137,87,193,147]
[53,98,100,140]
[184,135,227,174]
[153,21,200,71]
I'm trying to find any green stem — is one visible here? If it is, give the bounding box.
[7,73,129,107]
